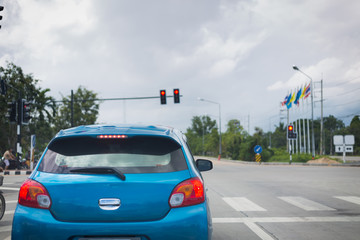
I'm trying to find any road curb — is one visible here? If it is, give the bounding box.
[2,170,32,175]
[196,156,360,167]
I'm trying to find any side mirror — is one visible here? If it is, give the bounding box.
[196,159,213,172]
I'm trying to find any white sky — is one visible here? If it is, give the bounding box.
[1,0,359,134]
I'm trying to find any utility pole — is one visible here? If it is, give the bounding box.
[320,79,324,155]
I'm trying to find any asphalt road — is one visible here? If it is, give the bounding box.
[1,162,360,240]
[0,174,27,240]
[203,159,360,240]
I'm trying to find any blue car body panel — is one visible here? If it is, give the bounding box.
[12,203,211,240]
[12,125,212,240]
[33,170,191,222]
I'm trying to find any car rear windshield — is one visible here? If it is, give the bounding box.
[38,136,188,174]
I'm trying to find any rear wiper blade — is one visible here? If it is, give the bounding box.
[70,167,126,181]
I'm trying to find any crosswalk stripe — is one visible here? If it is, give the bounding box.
[223,197,266,211]
[334,196,360,205]
[212,216,360,223]
[278,196,335,211]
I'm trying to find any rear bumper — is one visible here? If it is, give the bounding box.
[12,203,212,240]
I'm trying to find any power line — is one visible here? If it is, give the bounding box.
[324,99,360,108]
[337,112,360,119]
[332,87,360,97]
[330,76,360,87]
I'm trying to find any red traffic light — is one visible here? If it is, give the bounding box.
[173,88,180,103]
[287,124,297,139]
[160,90,166,104]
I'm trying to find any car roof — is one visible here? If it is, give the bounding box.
[54,124,182,142]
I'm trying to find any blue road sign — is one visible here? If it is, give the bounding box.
[254,145,262,154]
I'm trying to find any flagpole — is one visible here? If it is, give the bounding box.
[293,65,315,159]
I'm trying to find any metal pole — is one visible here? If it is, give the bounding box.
[287,109,289,152]
[293,66,315,158]
[218,104,222,160]
[320,79,324,155]
[292,122,295,155]
[303,117,306,153]
[310,79,315,158]
[295,120,298,154]
[198,98,222,159]
[307,118,310,154]
[298,118,303,153]
[71,90,74,127]
[202,123,205,156]
[123,100,126,123]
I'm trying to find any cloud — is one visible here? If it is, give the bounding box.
[1,0,360,133]
[1,0,96,64]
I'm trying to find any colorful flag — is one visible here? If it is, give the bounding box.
[286,92,292,105]
[282,93,290,106]
[286,102,292,109]
[289,90,296,103]
[300,84,307,99]
[304,83,311,99]
[294,87,302,105]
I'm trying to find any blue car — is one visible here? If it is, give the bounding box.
[12,125,213,240]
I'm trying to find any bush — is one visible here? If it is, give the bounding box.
[269,148,314,163]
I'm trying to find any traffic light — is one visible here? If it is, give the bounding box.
[0,6,3,29]
[21,99,31,125]
[7,101,17,123]
[287,124,297,139]
[173,88,180,103]
[0,77,6,95]
[160,90,166,104]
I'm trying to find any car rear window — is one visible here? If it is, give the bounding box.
[38,136,188,174]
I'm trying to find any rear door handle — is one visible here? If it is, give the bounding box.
[98,198,121,210]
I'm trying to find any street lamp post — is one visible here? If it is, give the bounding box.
[292,65,315,159]
[198,98,222,160]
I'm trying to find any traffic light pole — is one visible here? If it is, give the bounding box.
[16,96,23,160]
[2,79,23,162]
[289,141,292,164]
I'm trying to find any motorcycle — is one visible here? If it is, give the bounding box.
[0,175,5,220]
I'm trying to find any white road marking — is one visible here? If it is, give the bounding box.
[334,196,360,206]
[213,216,360,240]
[278,196,335,211]
[0,225,12,233]
[243,220,274,240]
[223,197,266,211]
[5,210,15,215]
[212,216,360,223]
[0,187,19,191]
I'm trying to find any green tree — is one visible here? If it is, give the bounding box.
[239,127,273,161]
[0,62,56,155]
[348,116,360,154]
[271,122,287,148]
[322,115,345,154]
[185,116,218,156]
[222,119,245,160]
[53,86,100,131]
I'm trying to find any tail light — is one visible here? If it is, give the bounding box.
[169,177,204,208]
[19,179,52,209]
